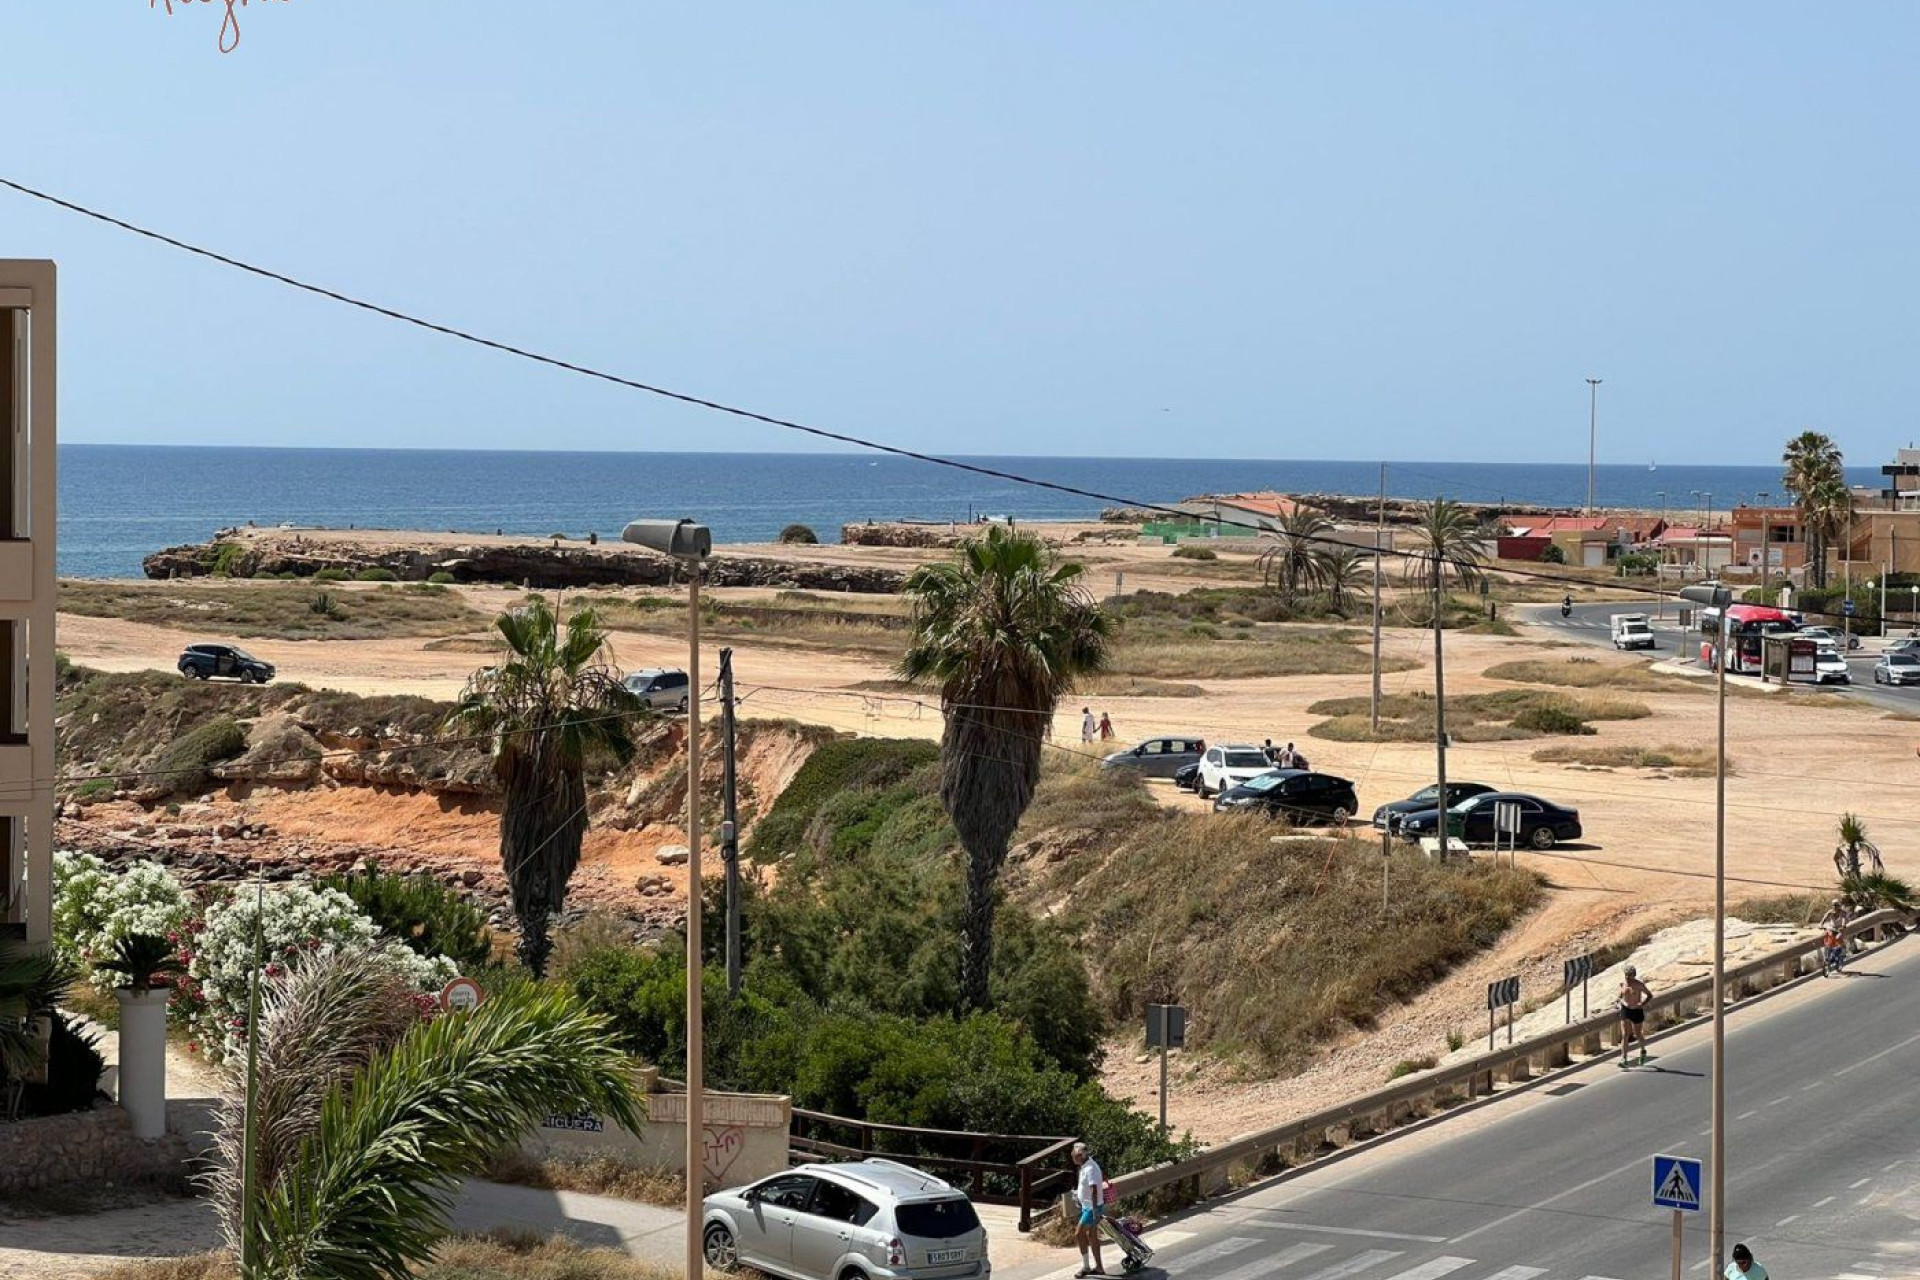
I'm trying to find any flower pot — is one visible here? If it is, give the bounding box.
[114,986,172,1140]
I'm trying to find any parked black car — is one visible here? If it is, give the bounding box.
[1172,761,1201,792]
[178,643,275,684]
[1213,769,1360,825]
[1397,791,1581,850]
[1371,781,1498,833]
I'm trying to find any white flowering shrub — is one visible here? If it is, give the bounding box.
[51,850,191,973]
[181,882,457,1060]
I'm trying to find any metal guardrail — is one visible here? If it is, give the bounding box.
[1104,910,1909,1207]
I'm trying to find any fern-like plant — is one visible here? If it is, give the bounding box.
[94,931,187,992]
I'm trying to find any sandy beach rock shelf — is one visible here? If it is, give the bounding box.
[142,528,909,593]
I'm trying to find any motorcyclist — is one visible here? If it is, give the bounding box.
[1560,594,1573,618]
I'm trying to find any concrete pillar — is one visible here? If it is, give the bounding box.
[1504,1056,1532,1084]
[115,988,169,1140]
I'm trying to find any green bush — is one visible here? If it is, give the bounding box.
[1511,705,1595,736]
[1538,543,1566,565]
[777,523,820,545]
[73,777,116,801]
[153,717,247,795]
[427,571,457,585]
[354,566,400,582]
[207,542,250,578]
[309,591,344,619]
[313,567,350,582]
[747,738,938,862]
[321,862,494,970]
[1171,545,1217,561]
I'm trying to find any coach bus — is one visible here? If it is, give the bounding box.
[1699,603,1798,674]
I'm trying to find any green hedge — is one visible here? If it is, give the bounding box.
[354,566,400,582]
[313,567,350,582]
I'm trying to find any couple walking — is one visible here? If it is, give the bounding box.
[1081,708,1114,744]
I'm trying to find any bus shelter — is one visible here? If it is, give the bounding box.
[1760,634,1818,684]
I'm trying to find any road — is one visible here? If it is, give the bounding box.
[1110,940,1920,1280]
[1524,598,1920,713]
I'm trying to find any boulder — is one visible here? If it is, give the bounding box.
[655,845,690,867]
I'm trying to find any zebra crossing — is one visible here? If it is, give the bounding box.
[1140,1232,1620,1280]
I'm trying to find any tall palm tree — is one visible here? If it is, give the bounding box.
[1404,498,1487,595]
[1256,506,1335,602]
[448,598,642,976]
[899,526,1112,1010]
[1805,472,1850,589]
[1782,430,1845,588]
[219,950,643,1280]
[1316,546,1368,615]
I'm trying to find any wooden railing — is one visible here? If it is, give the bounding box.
[1104,910,1910,1207]
[789,1109,1078,1230]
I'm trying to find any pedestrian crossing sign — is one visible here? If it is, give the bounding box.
[1652,1154,1702,1211]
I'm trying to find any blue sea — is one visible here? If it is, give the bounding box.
[56,445,1881,580]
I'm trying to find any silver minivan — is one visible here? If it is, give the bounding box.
[624,667,691,712]
[1100,735,1206,778]
[702,1159,990,1280]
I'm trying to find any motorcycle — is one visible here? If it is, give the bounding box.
[1560,597,1573,619]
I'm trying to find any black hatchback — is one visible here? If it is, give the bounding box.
[178,643,275,684]
[1213,769,1359,825]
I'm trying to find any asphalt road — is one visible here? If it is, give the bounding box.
[1121,940,1920,1280]
[1523,598,1920,713]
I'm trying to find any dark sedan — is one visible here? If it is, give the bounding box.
[1397,791,1582,850]
[1371,781,1498,833]
[1173,761,1201,792]
[1213,770,1360,825]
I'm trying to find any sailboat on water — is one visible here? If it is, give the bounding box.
[1648,460,1658,472]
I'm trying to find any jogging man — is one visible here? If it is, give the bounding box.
[1071,1141,1106,1277]
[1618,964,1652,1067]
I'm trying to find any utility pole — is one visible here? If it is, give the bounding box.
[1586,378,1602,517]
[1757,493,1770,589]
[1371,463,1386,733]
[1431,513,1450,859]
[718,648,742,998]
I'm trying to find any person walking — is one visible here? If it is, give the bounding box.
[1071,1142,1107,1277]
[1724,1243,1768,1280]
[1081,707,1097,745]
[1098,711,1115,741]
[1617,964,1652,1067]
[1263,738,1278,764]
[1276,742,1301,769]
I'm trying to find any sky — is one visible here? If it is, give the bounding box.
[6,3,1920,465]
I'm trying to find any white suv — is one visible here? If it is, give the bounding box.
[1196,744,1277,798]
[702,1159,990,1280]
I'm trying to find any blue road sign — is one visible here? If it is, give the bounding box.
[1844,599,1858,617]
[1652,1154,1702,1212]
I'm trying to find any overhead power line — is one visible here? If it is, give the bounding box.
[0,175,1869,627]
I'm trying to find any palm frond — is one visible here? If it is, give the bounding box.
[248,982,644,1280]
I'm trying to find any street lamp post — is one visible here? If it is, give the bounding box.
[1679,581,1732,1272]
[621,517,713,1280]
[1586,378,1602,517]
[1756,493,1770,588]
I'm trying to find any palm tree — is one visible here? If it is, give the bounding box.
[899,526,1112,1009]
[0,935,71,1083]
[1256,506,1335,602]
[1805,473,1850,589]
[216,949,643,1279]
[448,598,642,976]
[1782,430,1844,588]
[1404,498,1486,595]
[1316,546,1368,615]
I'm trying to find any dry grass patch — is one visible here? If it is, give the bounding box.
[1015,804,1541,1068]
[59,580,485,641]
[484,1151,684,1208]
[1531,744,1726,776]
[1109,629,1417,680]
[1735,893,1831,926]
[89,1236,690,1280]
[1484,657,1702,694]
[1308,689,1650,744]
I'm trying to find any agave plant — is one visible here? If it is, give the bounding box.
[94,931,187,993]
[214,947,643,1279]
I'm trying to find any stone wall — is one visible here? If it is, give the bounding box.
[0,1105,194,1194]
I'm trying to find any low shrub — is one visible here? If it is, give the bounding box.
[153,717,248,795]
[73,776,117,801]
[1388,1055,1437,1080]
[1172,545,1217,561]
[308,591,343,619]
[321,862,495,970]
[312,567,350,582]
[428,571,457,584]
[777,523,820,545]
[746,737,939,861]
[1510,705,1595,735]
[207,542,249,578]
[354,566,400,582]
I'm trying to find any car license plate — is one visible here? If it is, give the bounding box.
[927,1249,966,1264]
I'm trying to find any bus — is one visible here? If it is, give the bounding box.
[1699,603,1797,674]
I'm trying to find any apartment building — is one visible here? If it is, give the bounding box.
[0,262,57,951]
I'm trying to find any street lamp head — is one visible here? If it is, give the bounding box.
[622,518,712,561]
[1679,584,1733,609]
